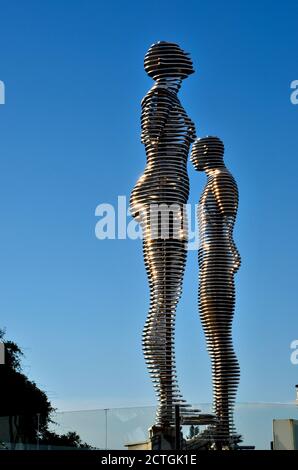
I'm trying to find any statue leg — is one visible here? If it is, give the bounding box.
[142,238,187,427]
[199,271,240,444]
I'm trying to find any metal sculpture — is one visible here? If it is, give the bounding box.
[130,41,197,428]
[191,136,241,445]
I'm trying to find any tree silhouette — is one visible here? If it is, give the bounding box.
[187,424,200,439]
[0,329,91,449]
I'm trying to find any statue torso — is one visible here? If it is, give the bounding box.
[198,170,239,270]
[131,87,195,213]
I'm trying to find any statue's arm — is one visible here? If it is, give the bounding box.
[141,89,173,145]
[211,172,238,217]
[212,172,241,270]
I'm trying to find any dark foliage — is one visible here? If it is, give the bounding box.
[0,329,91,448]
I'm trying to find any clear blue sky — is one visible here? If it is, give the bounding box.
[0,0,297,411]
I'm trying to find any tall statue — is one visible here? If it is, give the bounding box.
[130,41,197,430]
[191,136,241,447]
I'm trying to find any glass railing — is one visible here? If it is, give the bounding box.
[0,403,297,450]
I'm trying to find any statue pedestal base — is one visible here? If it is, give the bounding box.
[149,425,178,450]
[125,425,178,450]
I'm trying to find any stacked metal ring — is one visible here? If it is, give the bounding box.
[144,41,194,79]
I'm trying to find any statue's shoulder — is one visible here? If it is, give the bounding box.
[213,168,237,187]
[141,86,177,106]
[211,169,239,214]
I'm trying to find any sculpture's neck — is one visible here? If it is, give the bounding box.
[206,164,226,176]
[155,77,182,93]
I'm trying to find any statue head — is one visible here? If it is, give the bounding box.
[144,41,194,80]
[191,136,225,171]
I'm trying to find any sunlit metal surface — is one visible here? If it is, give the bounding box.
[191,136,241,443]
[130,42,198,427]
